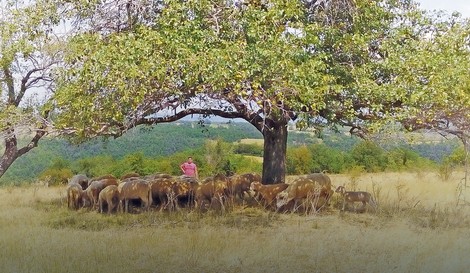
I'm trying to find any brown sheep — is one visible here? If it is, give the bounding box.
[67,183,83,210]
[295,173,333,205]
[172,177,198,208]
[85,178,118,209]
[276,173,332,213]
[142,173,173,181]
[120,172,140,180]
[85,180,107,209]
[88,174,116,187]
[148,177,176,210]
[194,175,228,210]
[68,174,89,190]
[98,185,120,213]
[81,190,92,208]
[250,182,289,208]
[335,186,377,212]
[118,179,152,213]
[227,173,261,201]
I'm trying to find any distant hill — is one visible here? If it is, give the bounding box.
[0,120,461,184]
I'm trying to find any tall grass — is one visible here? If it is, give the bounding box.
[1,172,470,272]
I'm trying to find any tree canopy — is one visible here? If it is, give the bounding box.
[42,0,470,182]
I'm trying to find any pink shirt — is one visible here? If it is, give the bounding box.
[181,162,197,177]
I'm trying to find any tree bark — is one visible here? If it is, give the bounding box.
[261,122,288,184]
[0,131,19,178]
[0,128,46,178]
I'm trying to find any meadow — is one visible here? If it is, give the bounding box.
[1,171,470,273]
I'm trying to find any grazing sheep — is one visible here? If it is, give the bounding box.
[335,186,377,212]
[195,174,229,210]
[148,177,176,210]
[68,174,89,190]
[85,180,107,209]
[118,179,152,213]
[172,177,198,208]
[98,185,119,213]
[142,173,173,181]
[120,172,140,180]
[81,190,92,208]
[88,174,116,187]
[250,182,289,208]
[276,173,332,213]
[67,183,83,210]
[227,173,261,201]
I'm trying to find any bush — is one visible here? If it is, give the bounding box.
[308,144,355,173]
[39,168,74,186]
[351,141,387,172]
[443,146,466,166]
[287,145,313,175]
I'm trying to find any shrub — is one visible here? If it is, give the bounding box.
[287,145,313,175]
[351,141,387,172]
[39,168,74,186]
[309,144,355,173]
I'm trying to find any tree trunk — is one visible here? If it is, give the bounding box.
[261,122,288,184]
[0,128,46,178]
[0,132,20,178]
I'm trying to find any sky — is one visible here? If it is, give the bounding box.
[415,0,470,18]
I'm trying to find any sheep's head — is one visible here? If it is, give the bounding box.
[335,186,346,194]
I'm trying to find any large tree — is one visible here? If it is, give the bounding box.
[0,0,62,177]
[52,0,434,183]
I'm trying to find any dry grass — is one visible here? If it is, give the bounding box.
[238,138,264,145]
[1,172,470,273]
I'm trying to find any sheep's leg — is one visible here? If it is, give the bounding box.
[292,199,299,213]
[108,201,115,214]
[99,199,103,213]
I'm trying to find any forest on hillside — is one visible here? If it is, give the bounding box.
[0,121,463,185]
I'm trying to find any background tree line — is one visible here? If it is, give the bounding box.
[0,121,463,185]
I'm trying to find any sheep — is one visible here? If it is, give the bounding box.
[227,173,261,201]
[120,172,140,180]
[68,174,89,190]
[335,186,377,212]
[148,177,176,210]
[67,183,83,210]
[194,174,229,210]
[98,185,119,213]
[87,174,116,187]
[172,177,199,208]
[85,180,106,209]
[250,182,289,209]
[80,190,92,208]
[276,173,332,213]
[118,179,152,213]
[87,178,119,208]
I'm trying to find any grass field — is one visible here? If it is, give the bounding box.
[1,172,470,273]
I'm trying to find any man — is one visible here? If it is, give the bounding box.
[180,156,198,179]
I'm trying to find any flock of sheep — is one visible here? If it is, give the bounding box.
[66,172,377,214]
